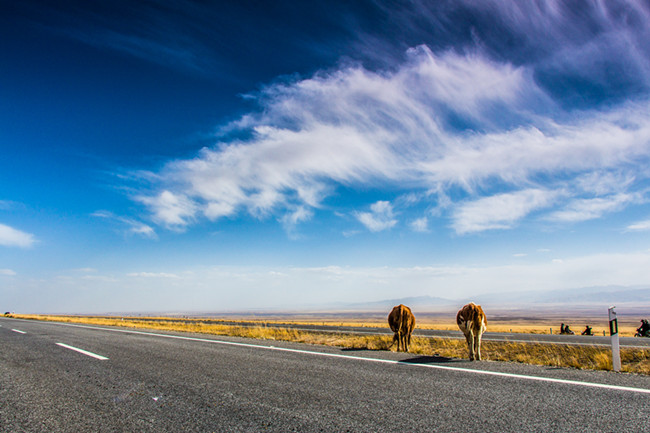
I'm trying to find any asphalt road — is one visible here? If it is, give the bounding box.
[2,317,650,432]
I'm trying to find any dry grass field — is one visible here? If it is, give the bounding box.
[9,312,650,375]
[182,311,640,336]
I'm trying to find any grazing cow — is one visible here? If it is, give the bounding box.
[456,303,487,361]
[388,304,416,352]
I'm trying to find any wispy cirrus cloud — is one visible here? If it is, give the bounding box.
[626,219,650,231]
[135,45,650,234]
[458,0,650,106]
[547,193,641,223]
[25,1,218,74]
[280,206,314,239]
[130,2,650,236]
[136,47,542,229]
[92,211,157,238]
[575,171,636,196]
[0,223,36,248]
[364,1,650,106]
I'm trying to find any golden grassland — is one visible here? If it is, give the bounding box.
[152,311,639,336]
[9,313,650,375]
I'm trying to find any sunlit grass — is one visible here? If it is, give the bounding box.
[208,316,637,337]
[9,314,650,374]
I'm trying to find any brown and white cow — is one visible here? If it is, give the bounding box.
[456,302,487,361]
[388,304,416,352]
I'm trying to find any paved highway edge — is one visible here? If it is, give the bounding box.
[6,318,650,395]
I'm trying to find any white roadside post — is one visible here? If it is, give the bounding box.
[608,306,621,372]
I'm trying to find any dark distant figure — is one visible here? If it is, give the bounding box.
[636,319,650,337]
[561,324,575,335]
[388,304,416,352]
[581,325,593,336]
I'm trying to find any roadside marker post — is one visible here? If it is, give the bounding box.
[608,306,621,372]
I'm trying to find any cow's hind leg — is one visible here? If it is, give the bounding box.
[473,332,481,361]
[461,331,472,360]
[467,331,476,361]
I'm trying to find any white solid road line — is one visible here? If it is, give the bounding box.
[55,343,109,360]
[11,329,26,334]
[37,320,650,395]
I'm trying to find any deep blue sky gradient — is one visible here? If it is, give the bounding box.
[2,0,650,313]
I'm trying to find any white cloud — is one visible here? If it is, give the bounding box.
[452,189,558,234]
[410,217,429,232]
[137,190,197,230]
[0,269,16,276]
[0,223,36,248]
[132,44,650,234]
[280,206,314,238]
[92,211,157,239]
[355,201,397,232]
[127,272,180,278]
[128,222,156,238]
[627,219,650,231]
[15,252,650,312]
[463,0,650,89]
[134,47,536,228]
[70,268,98,275]
[547,193,638,223]
[419,108,650,189]
[575,171,636,195]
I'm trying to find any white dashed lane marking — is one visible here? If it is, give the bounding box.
[55,343,109,360]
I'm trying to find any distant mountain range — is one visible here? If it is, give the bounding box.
[473,286,650,307]
[339,295,456,310]
[117,285,650,317]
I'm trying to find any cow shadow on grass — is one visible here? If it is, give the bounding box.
[399,355,457,364]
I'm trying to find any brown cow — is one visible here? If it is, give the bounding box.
[456,303,487,361]
[388,304,416,352]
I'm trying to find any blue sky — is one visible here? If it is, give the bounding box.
[2,0,650,313]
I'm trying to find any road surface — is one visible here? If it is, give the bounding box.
[1,317,649,432]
